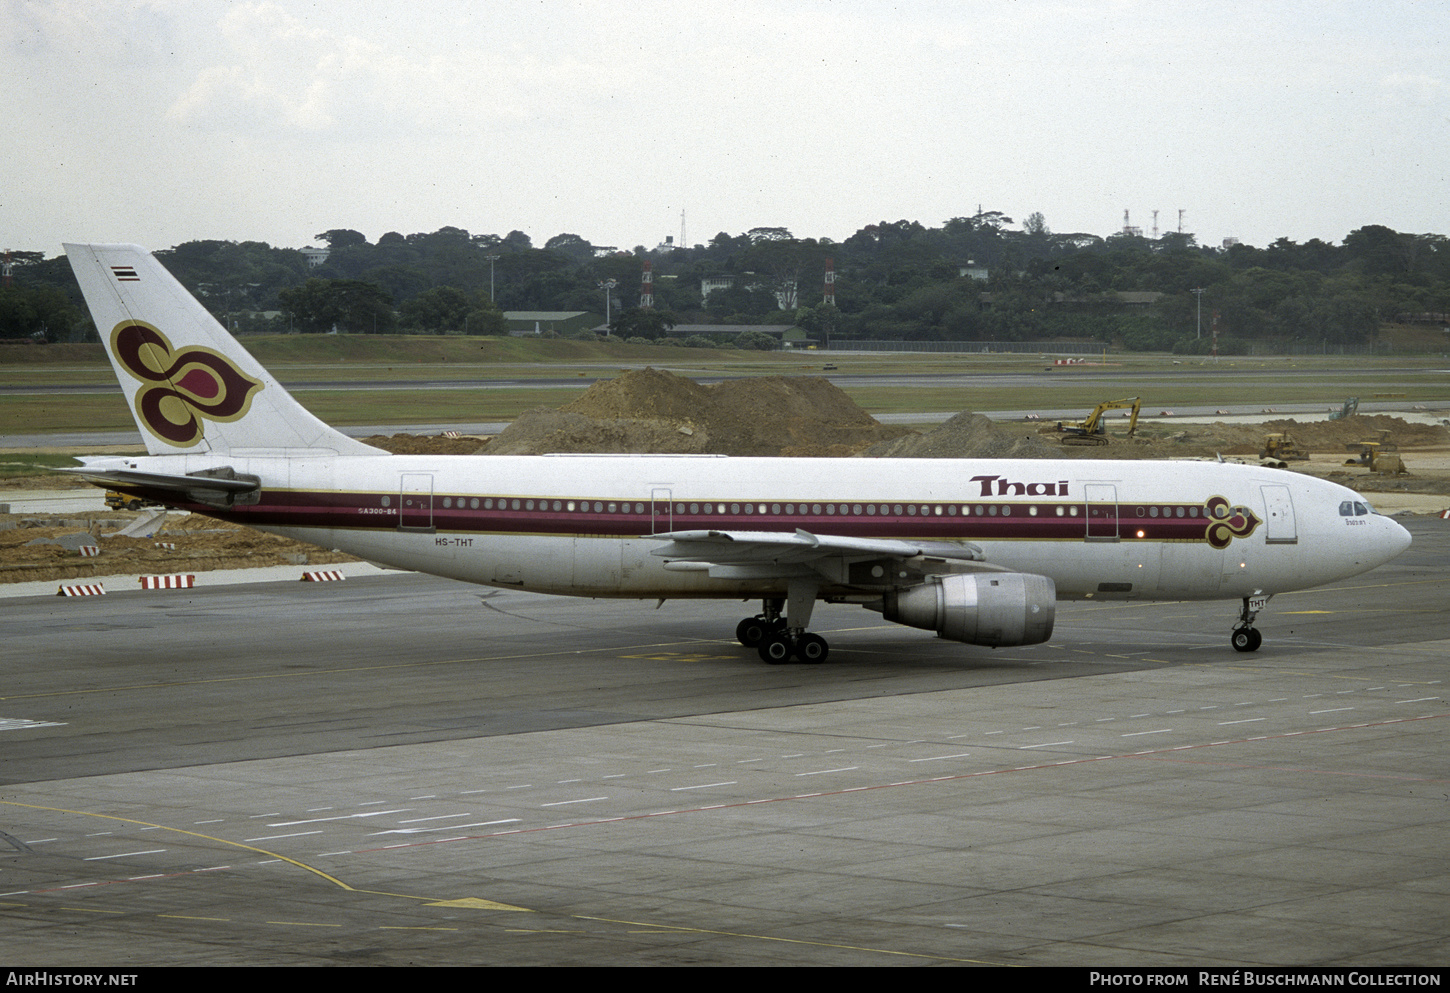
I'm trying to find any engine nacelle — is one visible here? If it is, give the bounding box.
[876,573,1056,647]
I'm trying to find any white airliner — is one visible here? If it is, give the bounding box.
[63,243,1411,663]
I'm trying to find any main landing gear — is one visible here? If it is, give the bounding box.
[1231,593,1270,653]
[735,582,829,664]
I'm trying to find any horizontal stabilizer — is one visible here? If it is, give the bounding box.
[64,465,261,508]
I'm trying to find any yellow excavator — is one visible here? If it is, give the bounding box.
[1057,397,1141,446]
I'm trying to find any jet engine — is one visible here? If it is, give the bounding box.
[872,573,1056,647]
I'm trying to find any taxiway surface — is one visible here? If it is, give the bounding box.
[2,519,1446,966]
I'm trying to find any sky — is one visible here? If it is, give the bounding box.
[3,0,1447,257]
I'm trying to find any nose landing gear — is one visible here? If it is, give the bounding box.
[1231,593,1270,653]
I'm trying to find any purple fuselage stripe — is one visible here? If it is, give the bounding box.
[130,488,1221,543]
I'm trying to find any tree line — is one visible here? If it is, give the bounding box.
[4,216,1448,353]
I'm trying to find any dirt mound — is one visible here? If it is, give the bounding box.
[859,412,1060,459]
[1259,414,1447,450]
[1132,415,1450,458]
[0,510,357,585]
[358,433,487,455]
[478,407,711,456]
[479,368,908,457]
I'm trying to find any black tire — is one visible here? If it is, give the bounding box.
[1231,628,1260,653]
[796,633,829,664]
[736,617,768,647]
[759,635,793,665]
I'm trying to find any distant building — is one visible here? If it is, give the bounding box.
[958,260,988,281]
[300,247,330,268]
[699,274,799,311]
[503,311,603,336]
[700,275,736,300]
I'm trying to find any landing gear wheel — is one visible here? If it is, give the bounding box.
[759,635,794,665]
[736,617,770,647]
[1231,627,1262,653]
[795,633,829,664]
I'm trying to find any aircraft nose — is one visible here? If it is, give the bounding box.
[1385,516,1412,559]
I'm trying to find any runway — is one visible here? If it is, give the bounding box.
[2,518,1446,966]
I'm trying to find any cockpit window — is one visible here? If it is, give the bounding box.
[1357,501,1371,516]
[1339,500,1373,517]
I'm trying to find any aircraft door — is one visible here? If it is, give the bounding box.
[398,472,435,532]
[651,488,673,533]
[1085,483,1119,541]
[1260,484,1298,544]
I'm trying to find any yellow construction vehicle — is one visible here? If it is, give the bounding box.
[1057,397,1141,446]
[1344,442,1406,474]
[104,490,159,511]
[1259,432,1309,461]
[1346,429,1397,453]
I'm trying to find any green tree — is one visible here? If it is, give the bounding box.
[0,285,82,340]
[735,329,780,350]
[609,307,677,339]
[315,229,368,249]
[399,286,472,332]
[464,303,508,335]
[544,233,596,263]
[278,279,396,333]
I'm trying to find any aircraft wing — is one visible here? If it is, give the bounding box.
[649,528,1003,585]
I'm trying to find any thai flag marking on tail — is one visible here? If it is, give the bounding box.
[111,266,139,281]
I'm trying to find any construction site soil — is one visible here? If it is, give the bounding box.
[4,369,1447,585]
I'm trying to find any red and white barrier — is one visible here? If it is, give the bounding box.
[57,583,106,596]
[139,574,195,589]
[76,545,100,557]
[301,570,346,582]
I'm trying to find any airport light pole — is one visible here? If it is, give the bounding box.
[486,255,500,303]
[1191,288,1204,339]
[598,278,617,334]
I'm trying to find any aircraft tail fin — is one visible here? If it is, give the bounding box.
[65,243,384,457]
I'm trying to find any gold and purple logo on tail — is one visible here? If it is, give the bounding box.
[1204,495,1262,548]
[111,321,263,447]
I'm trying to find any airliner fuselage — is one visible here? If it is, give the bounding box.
[62,242,1413,664]
[106,450,1407,603]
